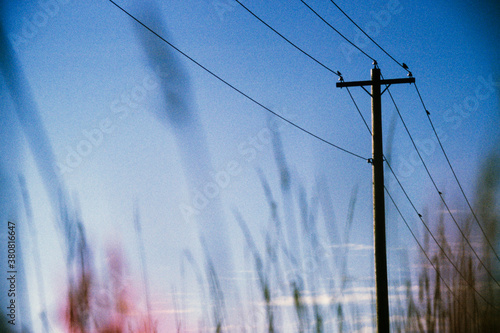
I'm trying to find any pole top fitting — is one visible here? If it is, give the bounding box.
[336,71,344,82]
[373,60,378,68]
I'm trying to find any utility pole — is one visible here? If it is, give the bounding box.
[336,62,414,333]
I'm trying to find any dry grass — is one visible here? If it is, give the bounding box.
[400,151,500,333]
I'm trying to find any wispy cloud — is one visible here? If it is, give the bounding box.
[329,243,374,251]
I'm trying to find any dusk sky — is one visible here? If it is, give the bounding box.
[1,0,499,332]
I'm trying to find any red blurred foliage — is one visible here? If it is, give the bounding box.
[60,240,156,332]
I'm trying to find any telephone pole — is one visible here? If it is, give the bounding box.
[336,62,414,333]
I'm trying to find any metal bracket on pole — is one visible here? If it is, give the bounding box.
[336,76,415,89]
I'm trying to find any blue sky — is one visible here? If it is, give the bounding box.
[1,0,499,331]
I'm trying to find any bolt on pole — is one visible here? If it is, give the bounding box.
[337,62,414,333]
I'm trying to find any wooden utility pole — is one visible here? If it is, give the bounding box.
[336,62,414,332]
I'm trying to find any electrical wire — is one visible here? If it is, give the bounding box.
[385,187,478,320]
[234,0,342,78]
[413,82,500,263]
[328,0,411,74]
[344,86,499,311]
[384,161,499,311]
[382,81,500,288]
[299,0,377,63]
[281,0,500,311]
[107,0,498,311]
[345,86,371,133]
[326,0,500,296]
[334,0,500,263]
[105,0,367,161]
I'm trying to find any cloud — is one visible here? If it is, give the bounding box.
[329,243,374,251]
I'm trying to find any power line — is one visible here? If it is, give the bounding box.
[384,161,499,311]
[413,83,500,263]
[326,0,499,264]
[343,87,499,311]
[385,186,479,320]
[382,81,500,288]
[345,86,371,133]
[233,0,342,78]
[292,0,499,311]
[108,0,498,310]
[299,0,377,63]
[327,0,500,286]
[105,0,367,161]
[323,0,493,267]
[339,67,500,326]
[327,0,411,74]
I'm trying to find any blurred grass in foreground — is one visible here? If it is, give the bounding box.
[55,135,499,332]
[400,150,500,333]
